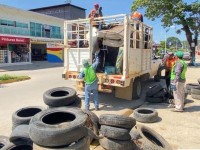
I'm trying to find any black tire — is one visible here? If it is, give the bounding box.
[191,93,200,100]
[132,78,142,99]
[33,135,90,150]
[1,142,33,150]
[99,137,137,150]
[137,125,172,150]
[10,125,32,145]
[100,125,131,140]
[153,89,167,98]
[0,136,9,149]
[29,107,88,147]
[43,87,77,107]
[154,75,160,82]
[99,114,136,129]
[186,83,200,95]
[133,108,158,123]
[146,84,163,97]
[130,126,141,140]
[146,97,163,103]
[157,65,169,79]
[191,87,200,95]
[12,106,45,130]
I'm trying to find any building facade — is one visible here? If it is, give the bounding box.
[0,3,86,66]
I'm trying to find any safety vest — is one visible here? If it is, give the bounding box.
[83,66,97,84]
[170,59,187,80]
[166,57,176,70]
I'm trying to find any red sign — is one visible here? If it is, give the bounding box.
[0,36,30,44]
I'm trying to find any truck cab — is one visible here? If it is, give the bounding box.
[62,14,161,100]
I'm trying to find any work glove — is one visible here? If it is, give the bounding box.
[170,83,177,91]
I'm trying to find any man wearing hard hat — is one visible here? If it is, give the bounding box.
[170,51,187,112]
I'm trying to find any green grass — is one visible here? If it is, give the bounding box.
[0,74,31,84]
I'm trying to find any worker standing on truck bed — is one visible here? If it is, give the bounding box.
[170,51,187,112]
[78,53,100,111]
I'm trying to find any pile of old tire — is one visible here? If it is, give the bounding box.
[191,86,200,100]
[130,124,172,150]
[133,107,159,123]
[43,87,82,108]
[29,107,91,150]
[99,114,137,150]
[146,84,168,103]
[12,106,45,130]
[0,135,33,150]
[185,83,200,95]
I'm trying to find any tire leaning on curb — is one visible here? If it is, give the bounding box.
[99,114,136,129]
[29,107,88,147]
[12,106,45,130]
[137,125,172,150]
[43,87,77,107]
[133,108,158,123]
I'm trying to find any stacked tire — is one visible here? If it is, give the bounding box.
[29,107,90,150]
[186,83,200,95]
[99,114,137,150]
[191,86,200,100]
[146,84,168,103]
[43,87,82,108]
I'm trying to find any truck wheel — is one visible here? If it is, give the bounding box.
[100,125,131,140]
[157,66,169,79]
[29,107,88,147]
[146,84,163,97]
[10,125,32,145]
[99,137,137,150]
[133,108,158,123]
[132,78,142,99]
[99,114,136,129]
[12,106,45,130]
[43,87,77,107]
[137,125,172,150]
[0,136,9,149]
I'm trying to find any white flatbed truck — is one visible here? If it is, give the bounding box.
[62,14,161,100]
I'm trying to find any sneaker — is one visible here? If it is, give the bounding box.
[168,104,175,108]
[171,108,183,112]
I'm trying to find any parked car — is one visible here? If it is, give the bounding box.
[183,52,191,60]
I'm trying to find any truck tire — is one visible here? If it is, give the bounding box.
[191,93,200,100]
[186,83,200,95]
[100,125,131,140]
[0,136,9,149]
[99,114,136,129]
[12,106,45,130]
[130,126,141,140]
[146,84,163,97]
[137,125,172,150]
[43,87,77,107]
[191,87,200,95]
[99,137,137,150]
[33,135,90,150]
[29,107,88,147]
[154,75,160,82]
[132,77,142,99]
[153,89,167,98]
[10,125,32,145]
[133,108,158,123]
[157,65,169,79]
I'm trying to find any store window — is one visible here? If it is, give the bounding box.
[0,45,8,64]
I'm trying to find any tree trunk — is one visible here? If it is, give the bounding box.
[183,25,195,65]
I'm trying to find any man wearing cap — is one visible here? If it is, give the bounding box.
[78,53,100,111]
[170,50,187,112]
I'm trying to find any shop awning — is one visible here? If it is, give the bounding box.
[0,36,30,44]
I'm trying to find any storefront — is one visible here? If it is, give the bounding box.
[0,35,30,65]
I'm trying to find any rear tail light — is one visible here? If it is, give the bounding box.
[105,79,109,83]
[116,80,121,84]
[110,79,115,84]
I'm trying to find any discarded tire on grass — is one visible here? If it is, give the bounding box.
[43,87,77,107]
[33,135,90,150]
[12,106,45,130]
[100,125,131,141]
[29,107,88,147]
[10,125,32,145]
[99,114,136,129]
[133,108,158,123]
[137,125,172,150]
[99,137,137,150]
[0,136,10,149]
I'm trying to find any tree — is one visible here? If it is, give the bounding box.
[132,0,200,65]
[166,37,182,49]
